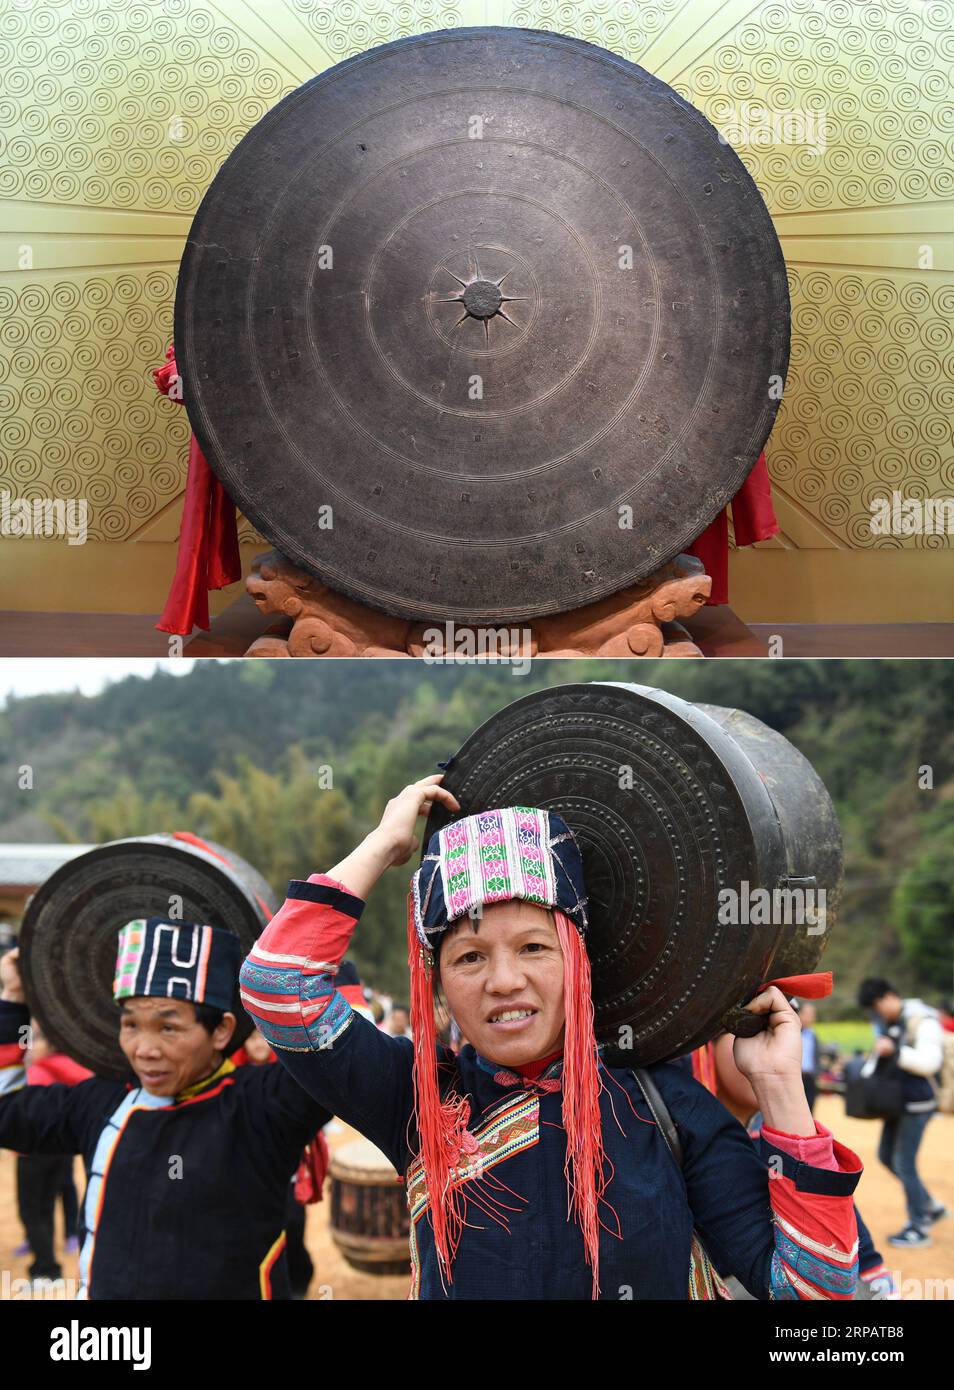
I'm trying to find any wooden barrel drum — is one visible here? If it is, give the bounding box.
[329,1138,411,1276]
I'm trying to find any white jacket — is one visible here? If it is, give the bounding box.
[897,1000,944,1079]
[860,999,943,1093]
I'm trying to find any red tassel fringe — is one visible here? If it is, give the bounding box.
[553,908,607,1300]
[406,893,472,1288]
[406,895,608,1298]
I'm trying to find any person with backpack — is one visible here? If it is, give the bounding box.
[240,776,865,1301]
[937,1000,954,1114]
[857,977,948,1248]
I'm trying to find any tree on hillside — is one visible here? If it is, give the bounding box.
[45,779,184,844]
[186,747,358,895]
[892,805,954,991]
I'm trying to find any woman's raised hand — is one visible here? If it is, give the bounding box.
[326,775,461,901]
[373,774,461,867]
[732,986,803,1081]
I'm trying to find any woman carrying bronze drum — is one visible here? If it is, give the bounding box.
[240,776,862,1301]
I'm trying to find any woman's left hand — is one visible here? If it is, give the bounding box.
[732,986,803,1082]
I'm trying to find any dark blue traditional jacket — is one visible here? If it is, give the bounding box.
[0,1000,330,1299]
[240,874,863,1301]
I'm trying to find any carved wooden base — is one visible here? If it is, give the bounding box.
[244,550,712,658]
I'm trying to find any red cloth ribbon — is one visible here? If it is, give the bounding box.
[492,1068,562,1093]
[171,829,273,921]
[294,1132,330,1205]
[759,972,833,1000]
[153,345,242,636]
[686,451,779,605]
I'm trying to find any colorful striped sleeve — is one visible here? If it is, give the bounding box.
[239,874,417,1173]
[656,1064,861,1303]
[759,1122,861,1300]
[239,875,365,1053]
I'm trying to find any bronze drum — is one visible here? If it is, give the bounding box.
[176,27,789,624]
[329,1138,411,1276]
[18,833,275,1079]
[423,681,842,1065]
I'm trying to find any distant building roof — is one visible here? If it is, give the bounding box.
[0,844,95,892]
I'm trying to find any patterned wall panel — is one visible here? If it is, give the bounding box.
[0,0,464,545]
[1,0,950,557]
[501,0,954,552]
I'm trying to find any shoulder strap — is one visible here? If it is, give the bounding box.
[633,1067,737,1299]
[631,1066,684,1169]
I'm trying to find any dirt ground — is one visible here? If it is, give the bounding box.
[815,1095,954,1298]
[2,1095,951,1300]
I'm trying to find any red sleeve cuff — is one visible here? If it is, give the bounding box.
[308,872,355,892]
[761,1120,863,1181]
[761,1120,840,1172]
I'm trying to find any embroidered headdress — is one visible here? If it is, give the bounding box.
[114,917,241,1013]
[411,806,589,945]
[407,807,606,1297]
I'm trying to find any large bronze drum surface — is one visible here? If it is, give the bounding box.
[176,27,790,624]
[422,682,842,1064]
[18,833,276,1079]
[329,1138,411,1276]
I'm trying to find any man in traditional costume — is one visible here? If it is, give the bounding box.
[240,776,864,1300]
[0,920,331,1299]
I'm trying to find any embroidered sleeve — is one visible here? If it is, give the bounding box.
[754,1117,880,1281]
[239,873,417,1173]
[758,1122,861,1300]
[240,874,365,1052]
[761,1121,842,1170]
[663,1069,861,1302]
